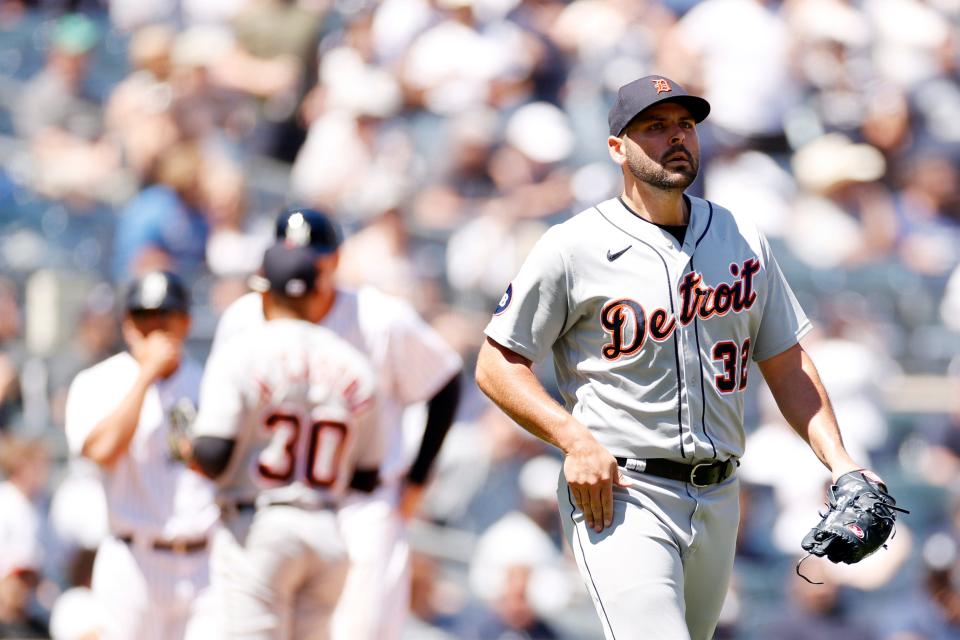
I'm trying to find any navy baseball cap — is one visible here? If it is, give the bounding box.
[259,244,318,298]
[125,271,190,314]
[608,75,711,136]
[275,208,341,255]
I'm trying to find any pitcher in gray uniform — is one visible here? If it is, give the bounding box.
[475,75,881,640]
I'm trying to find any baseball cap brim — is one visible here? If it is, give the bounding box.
[125,272,190,314]
[614,95,711,136]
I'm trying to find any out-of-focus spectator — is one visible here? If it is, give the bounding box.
[0,566,46,639]
[403,551,462,640]
[703,148,796,238]
[886,534,960,640]
[168,26,254,143]
[759,560,873,640]
[291,12,407,217]
[291,108,410,220]
[0,435,49,639]
[0,279,24,432]
[788,133,897,269]
[13,14,101,141]
[409,107,499,231]
[225,0,325,160]
[471,564,559,640]
[47,548,105,640]
[863,0,954,89]
[13,14,120,201]
[467,511,567,640]
[202,154,270,279]
[111,142,211,281]
[399,0,534,115]
[104,24,181,183]
[0,436,48,577]
[665,0,797,149]
[338,208,421,301]
[890,151,960,276]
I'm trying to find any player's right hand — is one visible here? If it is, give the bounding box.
[133,331,182,380]
[564,437,633,533]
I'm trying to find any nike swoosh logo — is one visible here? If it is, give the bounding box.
[607,245,632,261]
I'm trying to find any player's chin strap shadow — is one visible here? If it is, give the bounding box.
[795,554,822,585]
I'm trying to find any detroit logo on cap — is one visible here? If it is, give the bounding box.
[651,78,672,94]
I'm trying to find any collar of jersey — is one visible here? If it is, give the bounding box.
[601,195,708,252]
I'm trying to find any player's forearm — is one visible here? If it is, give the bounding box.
[407,373,461,485]
[81,372,153,468]
[758,344,860,479]
[476,338,595,454]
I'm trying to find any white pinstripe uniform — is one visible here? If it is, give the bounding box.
[65,353,219,640]
[485,196,811,640]
[211,287,462,640]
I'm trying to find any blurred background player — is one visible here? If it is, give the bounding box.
[64,271,219,640]
[190,242,383,639]
[0,436,49,639]
[211,208,463,640]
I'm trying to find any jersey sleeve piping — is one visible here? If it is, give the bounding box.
[752,320,813,362]
[559,233,573,337]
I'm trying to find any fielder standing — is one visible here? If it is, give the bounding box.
[475,75,883,640]
[65,271,218,640]
[211,208,463,640]
[190,243,383,639]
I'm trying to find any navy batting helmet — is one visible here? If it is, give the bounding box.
[275,208,341,255]
[125,271,190,314]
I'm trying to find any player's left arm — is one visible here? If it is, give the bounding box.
[383,295,463,518]
[399,372,461,518]
[757,343,866,481]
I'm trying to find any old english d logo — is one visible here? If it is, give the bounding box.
[601,298,646,360]
[651,78,672,95]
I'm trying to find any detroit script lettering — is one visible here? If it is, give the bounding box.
[600,258,761,361]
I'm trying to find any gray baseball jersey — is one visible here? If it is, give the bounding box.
[484,195,811,463]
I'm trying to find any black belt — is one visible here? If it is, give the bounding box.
[615,457,738,487]
[117,534,207,553]
[229,499,333,513]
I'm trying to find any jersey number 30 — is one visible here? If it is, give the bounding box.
[258,414,347,487]
[712,339,750,393]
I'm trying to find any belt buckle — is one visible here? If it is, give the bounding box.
[171,539,188,554]
[689,463,713,488]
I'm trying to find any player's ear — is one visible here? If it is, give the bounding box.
[120,315,139,346]
[608,135,627,167]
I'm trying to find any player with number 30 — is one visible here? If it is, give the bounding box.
[190,243,382,639]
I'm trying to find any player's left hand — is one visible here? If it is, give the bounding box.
[398,482,426,521]
[799,469,908,573]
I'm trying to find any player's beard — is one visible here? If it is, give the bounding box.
[625,144,698,191]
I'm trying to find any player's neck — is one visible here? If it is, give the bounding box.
[620,183,689,226]
[314,288,336,322]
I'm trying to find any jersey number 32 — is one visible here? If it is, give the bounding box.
[258,413,347,487]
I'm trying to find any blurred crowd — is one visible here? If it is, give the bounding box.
[1,0,960,638]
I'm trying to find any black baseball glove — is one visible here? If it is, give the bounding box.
[799,470,908,571]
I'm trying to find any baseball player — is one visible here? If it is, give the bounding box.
[189,242,382,639]
[210,208,463,640]
[475,75,884,640]
[64,270,219,640]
